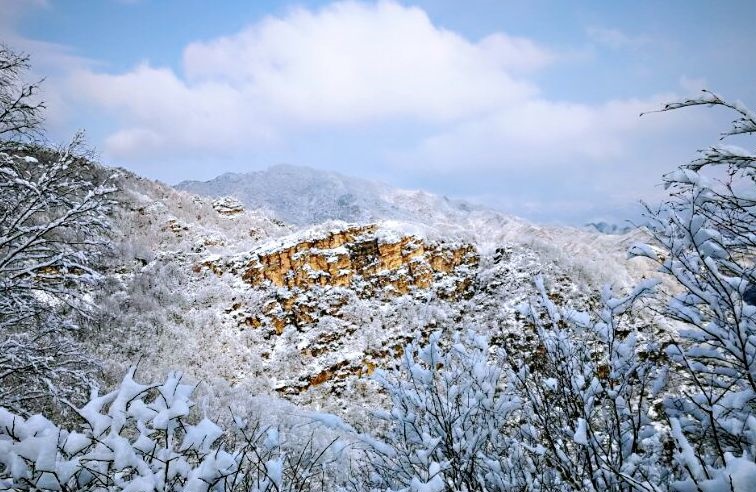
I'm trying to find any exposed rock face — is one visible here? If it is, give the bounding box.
[222,225,478,330]
[165,218,189,235]
[241,224,476,291]
[200,223,479,394]
[212,196,245,216]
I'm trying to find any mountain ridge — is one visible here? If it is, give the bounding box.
[175,164,489,227]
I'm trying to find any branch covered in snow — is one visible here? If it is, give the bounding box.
[511,276,671,492]
[363,330,524,491]
[0,44,116,418]
[0,369,349,491]
[636,93,756,491]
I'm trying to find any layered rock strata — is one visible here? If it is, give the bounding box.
[200,224,479,394]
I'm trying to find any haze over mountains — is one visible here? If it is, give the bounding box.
[177,164,637,236]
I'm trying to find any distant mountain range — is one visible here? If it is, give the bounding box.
[178,165,636,237]
[176,164,484,227]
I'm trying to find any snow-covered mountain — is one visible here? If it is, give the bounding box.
[3,147,673,491]
[176,164,650,290]
[82,164,658,419]
[176,164,482,227]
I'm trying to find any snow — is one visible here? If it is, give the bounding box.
[543,378,558,391]
[266,457,284,489]
[573,418,588,445]
[176,164,486,228]
[181,418,223,452]
[627,242,659,260]
[307,412,355,433]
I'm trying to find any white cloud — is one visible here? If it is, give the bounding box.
[181,1,551,125]
[67,0,555,158]
[72,64,277,158]
[402,95,685,171]
[5,0,722,223]
[388,82,719,223]
[64,0,700,179]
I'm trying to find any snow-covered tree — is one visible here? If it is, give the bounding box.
[512,276,671,492]
[0,45,115,416]
[511,92,756,491]
[628,91,756,491]
[365,330,524,491]
[0,44,43,143]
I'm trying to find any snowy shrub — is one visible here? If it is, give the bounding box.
[364,331,524,491]
[0,368,349,491]
[512,276,671,491]
[632,92,756,491]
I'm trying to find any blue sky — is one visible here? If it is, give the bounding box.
[2,0,754,224]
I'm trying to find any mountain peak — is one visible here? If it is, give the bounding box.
[176,165,481,227]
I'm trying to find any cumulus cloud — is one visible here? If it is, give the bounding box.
[72,64,277,158]
[63,1,697,174]
[181,2,551,123]
[67,1,556,158]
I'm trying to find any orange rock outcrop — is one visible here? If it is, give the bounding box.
[203,225,478,330]
[201,224,479,395]
[240,225,477,296]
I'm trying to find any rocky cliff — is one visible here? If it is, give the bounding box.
[199,223,479,394]
[204,224,477,329]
